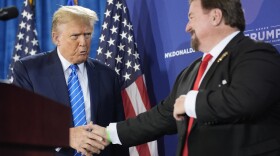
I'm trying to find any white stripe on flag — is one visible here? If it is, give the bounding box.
[125,81,147,114]
[129,147,140,156]
[148,141,159,156]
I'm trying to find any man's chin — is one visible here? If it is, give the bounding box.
[74,57,88,64]
[191,42,198,51]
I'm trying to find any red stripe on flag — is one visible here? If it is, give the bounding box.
[136,144,151,156]
[121,90,136,119]
[135,76,151,110]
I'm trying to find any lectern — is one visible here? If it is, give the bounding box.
[0,83,71,156]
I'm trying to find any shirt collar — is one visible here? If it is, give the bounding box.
[203,31,240,61]
[57,48,85,74]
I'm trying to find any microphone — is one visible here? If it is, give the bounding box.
[0,6,19,21]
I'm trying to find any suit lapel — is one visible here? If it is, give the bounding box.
[199,32,244,88]
[85,60,98,123]
[181,59,201,94]
[192,33,245,129]
[199,51,229,88]
[47,50,70,107]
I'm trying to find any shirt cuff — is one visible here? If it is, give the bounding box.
[55,147,61,152]
[106,123,122,145]
[184,90,198,118]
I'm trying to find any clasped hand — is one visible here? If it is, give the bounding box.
[173,95,187,121]
[69,122,109,156]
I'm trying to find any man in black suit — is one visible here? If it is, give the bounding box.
[92,0,280,155]
[12,5,129,156]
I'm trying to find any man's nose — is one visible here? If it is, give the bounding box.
[185,22,192,32]
[79,35,86,46]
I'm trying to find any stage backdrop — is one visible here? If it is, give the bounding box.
[1,0,280,155]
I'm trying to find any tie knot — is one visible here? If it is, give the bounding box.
[69,64,78,72]
[202,54,212,63]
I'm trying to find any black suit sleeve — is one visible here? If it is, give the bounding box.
[13,60,34,91]
[116,66,196,146]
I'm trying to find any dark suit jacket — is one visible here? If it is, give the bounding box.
[13,49,129,156]
[116,33,280,156]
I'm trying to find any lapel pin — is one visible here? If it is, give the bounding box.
[217,51,229,63]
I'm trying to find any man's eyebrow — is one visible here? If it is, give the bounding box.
[70,33,81,36]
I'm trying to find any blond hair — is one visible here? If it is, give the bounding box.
[52,5,98,33]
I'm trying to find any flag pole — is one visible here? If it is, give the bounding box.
[29,0,35,6]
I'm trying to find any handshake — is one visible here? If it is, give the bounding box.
[67,95,189,156]
[69,122,110,156]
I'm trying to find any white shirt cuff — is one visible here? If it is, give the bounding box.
[184,90,198,118]
[55,147,61,152]
[106,123,122,145]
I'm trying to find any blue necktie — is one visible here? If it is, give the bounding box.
[68,64,87,156]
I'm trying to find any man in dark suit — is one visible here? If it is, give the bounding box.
[12,5,129,156]
[92,0,280,155]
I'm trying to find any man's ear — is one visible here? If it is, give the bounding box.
[211,9,223,26]
[52,32,60,46]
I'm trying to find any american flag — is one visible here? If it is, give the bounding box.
[7,0,40,82]
[96,0,158,155]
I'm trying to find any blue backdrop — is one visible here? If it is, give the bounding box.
[1,0,280,155]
